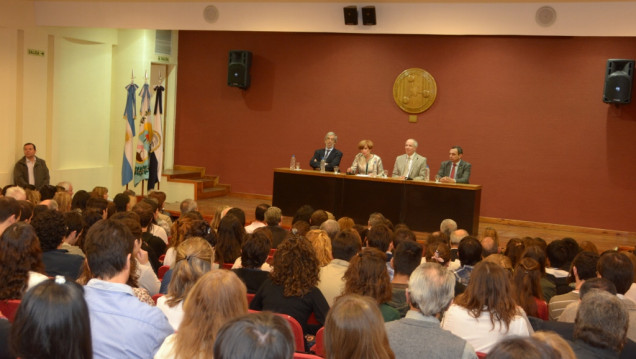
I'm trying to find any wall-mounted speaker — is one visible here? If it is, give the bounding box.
[362,6,376,26]
[227,50,252,89]
[603,59,634,104]
[343,6,358,25]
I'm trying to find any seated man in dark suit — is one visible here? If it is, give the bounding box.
[309,131,343,171]
[437,146,471,184]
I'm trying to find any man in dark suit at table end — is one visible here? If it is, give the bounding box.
[309,131,343,172]
[437,146,471,184]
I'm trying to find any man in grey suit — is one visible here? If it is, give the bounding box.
[392,138,428,180]
[437,146,471,184]
[385,263,477,359]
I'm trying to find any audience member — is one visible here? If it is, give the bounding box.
[245,203,270,233]
[291,220,310,236]
[481,236,499,258]
[453,236,481,286]
[164,212,201,267]
[306,229,333,266]
[52,191,71,212]
[60,211,85,257]
[10,278,92,359]
[179,198,198,216]
[140,197,169,243]
[326,294,395,359]
[214,312,295,359]
[71,190,90,212]
[90,186,108,199]
[148,190,172,236]
[309,209,328,228]
[545,239,571,295]
[388,240,423,317]
[233,231,271,293]
[482,253,513,272]
[0,222,47,299]
[292,204,314,225]
[31,209,83,279]
[264,206,287,248]
[532,331,576,359]
[17,200,34,222]
[0,197,20,236]
[386,263,477,359]
[249,234,329,336]
[504,238,525,268]
[512,257,546,318]
[319,219,340,240]
[82,219,172,358]
[440,218,457,238]
[113,193,131,212]
[442,261,532,353]
[132,202,167,265]
[155,270,248,359]
[487,336,560,359]
[57,181,73,196]
[341,247,400,322]
[215,214,246,265]
[337,216,355,231]
[5,186,26,201]
[548,251,599,320]
[521,245,557,302]
[317,228,362,306]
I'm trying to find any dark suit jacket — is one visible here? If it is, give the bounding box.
[309,148,343,171]
[437,160,471,184]
[13,156,50,189]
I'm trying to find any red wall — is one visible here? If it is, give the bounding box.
[175,31,636,232]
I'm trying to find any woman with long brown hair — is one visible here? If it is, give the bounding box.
[511,257,546,319]
[0,222,48,299]
[341,247,400,322]
[155,270,248,359]
[441,261,532,353]
[249,234,329,336]
[325,294,395,359]
[215,214,245,265]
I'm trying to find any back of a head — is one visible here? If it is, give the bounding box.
[481,236,499,258]
[521,245,547,274]
[310,209,328,227]
[168,237,214,304]
[337,217,355,231]
[254,203,270,222]
[178,270,248,358]
[214,312,294,359]
[0,197,20,223]
[366,224,393,253]
[319,219,340,240]
[392,227,416,250]
[306,229,333,266]
[241,232,271,269]
[343,247,391,304]
[39,185,57,201]
[226,207,246,227]
[179,199,197,214]
[439,218,457,238]
[579,277,617,298]
[561,237,581,263]
[291,220,310,236]
[367,212,386,229]
[216,214,246,264]
[458,236,482,266]
[264,206,282,226]
[147,191,166,209]
[546,240,569,269]
[393,240,423,276]
[483,254,513,272]
[597,251,634,294]
[10,278,92,359]
[0,222,43,299]
[132,202,154,228]
[504,238,525,268]
[17,200,34,222]
[113,193,130,212]
[292,204,314,224]
[570,251,600,281]
[326,294,395,359]
[5,186,26,201]
[408,263,455,316]
[64,211,85,237]
[85,197,108,213]
[271,234,320,296]
[84,219,134,280]
[331,228,362,261]
[31,209,66,252]
[450,229,468,246]
[487,336,560,359]
[71,190,90,212]
[574,289,628,353]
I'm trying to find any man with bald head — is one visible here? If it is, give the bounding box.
[392,139,428,180]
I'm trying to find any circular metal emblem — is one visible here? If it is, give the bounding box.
[393,68,437,114]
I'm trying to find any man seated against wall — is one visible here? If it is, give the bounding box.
[437,146,471,184]
[309,131,343,171]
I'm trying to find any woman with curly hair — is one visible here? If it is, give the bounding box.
[306,229,333,267]
[511,257,546,319]
[249,234,329,336]
[215,214,246,265]
[441,261,532,353]
[341,247,400,322]
[164,212,205,268]
[157,237,214,330]
[325,294,395,359]
[155,270,248,359]
[0,222,48,300]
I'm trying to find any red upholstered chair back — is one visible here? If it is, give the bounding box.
[274,313,305,353]
[152,293,165,304]
[311,326,325,357]
[0,299,21,323]
[294,353,322,359]
[158,265,170,280]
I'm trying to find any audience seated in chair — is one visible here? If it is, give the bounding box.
[317,228,362,306]
[233,231,272,294]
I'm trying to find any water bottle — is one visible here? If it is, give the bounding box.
[424,166,430,182]
[320,159,326,173]
[290,155,296,170]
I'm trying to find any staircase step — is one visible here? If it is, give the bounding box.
[165,165,230,200]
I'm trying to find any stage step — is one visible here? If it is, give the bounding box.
[163,165,230,200]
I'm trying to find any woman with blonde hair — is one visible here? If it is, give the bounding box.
[347,139,384,176]
[325,294,395,359]
[53,191,72,213]
[306,229,333,267]
[341,247,400,322]
[337,217,355,231]
[90,186,108,199]
[155,270,248,359]
[156,237,214,330]
[441,261,532,353]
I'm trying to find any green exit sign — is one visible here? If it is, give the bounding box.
[27,49,45,57]
[157,56,170,62]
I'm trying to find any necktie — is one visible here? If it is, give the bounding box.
[324,150,331,159]
[450,163,457,179]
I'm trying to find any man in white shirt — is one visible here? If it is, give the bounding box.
[245,203,270,233]
[392,138,428,180]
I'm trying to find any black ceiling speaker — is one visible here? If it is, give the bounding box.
[603,59,634,104]
[227,50,252,90]
[343,6,358,25]
[362,6,376,25]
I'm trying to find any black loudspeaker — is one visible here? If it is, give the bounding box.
[227,50,252,89]
[603,59,634,104]
[343,6,358,25]
[362,6,376,25]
